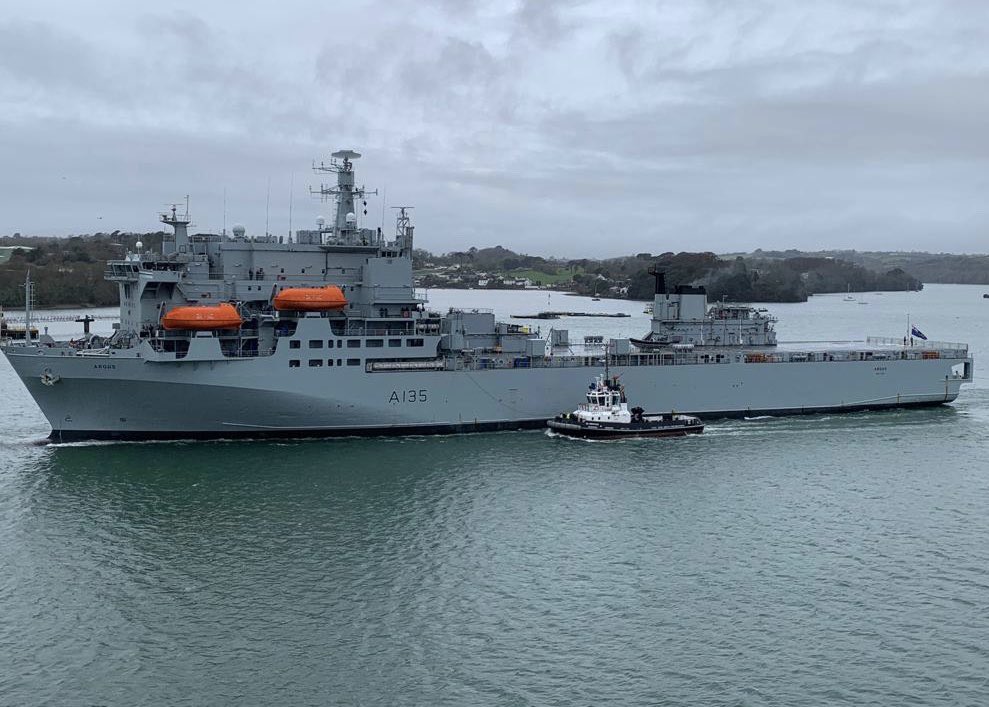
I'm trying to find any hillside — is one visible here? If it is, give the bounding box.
[0,234,943,308]
[0,233,163,308]
[731,249,989,285]
[414,247,921,302]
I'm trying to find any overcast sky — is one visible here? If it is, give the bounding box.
[2,0,988,256]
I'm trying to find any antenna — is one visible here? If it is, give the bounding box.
[265,177,271,237]
[23,270,33,345]
[380,186,387,230]
[222,187,227,236]
[288,173,294,243]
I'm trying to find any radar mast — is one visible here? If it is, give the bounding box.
[311,150,378,245]
[160,197,192,255]
[391,206,414,256]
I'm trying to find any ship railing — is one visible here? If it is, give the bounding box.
[225,274,342,283]
[449,307,494,314]
[866,336,968,352]
[341,325,433,337]
[456,344,971,371]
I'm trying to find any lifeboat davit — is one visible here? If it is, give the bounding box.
[161,303,243,331]
[273,286,347,312]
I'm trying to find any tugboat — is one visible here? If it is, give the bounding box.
[547,373,704,439]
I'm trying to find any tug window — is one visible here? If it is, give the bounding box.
[347,339,360,348]
[347,358,361,366]
[289,360,300,368]
[408,338,424,347]
[308,359,323,367]
[289,340,300,349]
[366,339,383,348]
[309,340,323,349]
[388,338,402,348]
[327,340,335,349]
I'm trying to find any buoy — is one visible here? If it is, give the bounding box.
[273,286,347,311]
[162,303,242,330]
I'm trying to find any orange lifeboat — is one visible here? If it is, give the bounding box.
[273,286,347,312]
[161,303,243,331]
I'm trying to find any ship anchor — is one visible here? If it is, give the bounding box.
[40,369,60,386]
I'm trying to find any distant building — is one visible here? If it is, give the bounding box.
[0,245,33,265]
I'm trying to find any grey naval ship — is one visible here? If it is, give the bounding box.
[0,150,975,441]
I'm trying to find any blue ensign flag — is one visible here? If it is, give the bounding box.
[911,325,928,340]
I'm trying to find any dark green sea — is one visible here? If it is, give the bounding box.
[2,286,988,705]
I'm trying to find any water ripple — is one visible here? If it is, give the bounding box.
[3,289,989,705]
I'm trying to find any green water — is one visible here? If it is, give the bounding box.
[1,286,988,705]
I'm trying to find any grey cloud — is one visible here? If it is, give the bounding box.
[2,0,989,256]
[510,0,577,45]
[0,19,127,103]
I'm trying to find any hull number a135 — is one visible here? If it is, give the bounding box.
[390,389,428,404]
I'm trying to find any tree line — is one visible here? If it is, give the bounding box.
[0,233,947,309]
[0,233,163,308]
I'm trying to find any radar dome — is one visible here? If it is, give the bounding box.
[316,216,325,226]
[135,241,143,251]
[345,212,357,223]
[232,224,246,237]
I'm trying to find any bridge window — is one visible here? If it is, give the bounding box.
[389,338,402,348]
[347,339,360,348]
[309,359,323,367]
[289,340,300,349]
[367,339,383,348]
[408,338,424,347]
[347,358,361,366]
[309,340,323,349]
[289,360,300,368]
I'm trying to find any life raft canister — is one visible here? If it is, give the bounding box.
[273,286,347,312]
[161,303,243,330]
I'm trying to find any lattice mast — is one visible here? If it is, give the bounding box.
[391,206,415,255]
[311,150,378,243]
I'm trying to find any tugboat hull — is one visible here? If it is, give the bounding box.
[547,416,704,439]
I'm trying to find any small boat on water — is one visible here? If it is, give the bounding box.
[547,373,704,439]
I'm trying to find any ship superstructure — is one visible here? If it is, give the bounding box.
[0,150,975,441]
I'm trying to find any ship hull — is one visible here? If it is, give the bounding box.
[28,400,952,443]
[2,346,971,441]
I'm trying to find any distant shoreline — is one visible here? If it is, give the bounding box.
[6,283,978,314]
